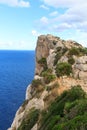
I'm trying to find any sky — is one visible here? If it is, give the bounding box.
[0,0,87,50]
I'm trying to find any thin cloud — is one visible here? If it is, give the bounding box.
[42,0,86,8]
[40,0,87,33]
[40,4,49,10]
[40,16,49,24]
[32,30,40,36]
[0,0,30,7]
[52,23,72,32]
[49,11,58,16]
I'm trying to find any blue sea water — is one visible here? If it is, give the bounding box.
[0,50,35,130]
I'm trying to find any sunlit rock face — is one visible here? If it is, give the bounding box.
[8,34,87,130]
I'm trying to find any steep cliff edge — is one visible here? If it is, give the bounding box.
[8,34,87,130]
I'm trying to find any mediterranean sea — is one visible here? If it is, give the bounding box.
[0,50,35,130]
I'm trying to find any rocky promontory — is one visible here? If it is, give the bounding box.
[8,34,87,130]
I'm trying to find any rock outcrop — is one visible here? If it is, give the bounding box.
[8,34,87,130]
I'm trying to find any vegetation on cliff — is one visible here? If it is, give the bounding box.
[39,86,87,130]
[9,35,87,130]
[41,69,56,84]
[55,62,72,77]
[17,86,87,130]
[18,108,39,130]
[68,47,87,56]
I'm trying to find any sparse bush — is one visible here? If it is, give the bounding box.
[53,41,57,45]
[38,57,46,65]
[18,109,39,130]
[54,53,62,66]
[56,47,62,52]
[44,74,56,84]
[32,79,42,87]
[68,57,75,65]
[54,47,68,66]
[68,47,80,56]
[45,86,51,92]
[62,47,68,54]
[41,68,53,76]
[55,62,72,77]
[79,47,87,55]
[22,100,28,109]
[68,47,87,56]
[41,69,56,84]
[38,57,48,71]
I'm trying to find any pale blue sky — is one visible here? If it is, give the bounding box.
[0,0,87,50]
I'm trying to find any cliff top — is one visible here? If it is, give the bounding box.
[8,34,87,130]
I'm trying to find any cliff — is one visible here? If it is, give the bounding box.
[8,34,87,130]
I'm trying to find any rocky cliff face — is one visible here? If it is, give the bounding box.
[8,34,87,130]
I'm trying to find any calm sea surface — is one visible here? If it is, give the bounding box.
[0,50,35,130]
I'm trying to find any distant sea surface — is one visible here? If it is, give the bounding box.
[0,50,35,130]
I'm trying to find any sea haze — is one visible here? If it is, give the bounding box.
[0,50,35,130]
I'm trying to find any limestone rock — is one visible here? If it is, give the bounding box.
[47,49,55,69]
[35,35,50,75]
[75,64,87,71]
[26,84,32,100]
[34,75,42,80]
[58,56,68,63]
[31,124,37,130]
[65,40,82,49]
[8,34,87,130]
[8,106,25,130]
[79,71,87,80]
[75,56,87,64]
[55,40,65,48]
[35,35,65,75]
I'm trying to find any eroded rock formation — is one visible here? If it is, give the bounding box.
[8,34,87,130]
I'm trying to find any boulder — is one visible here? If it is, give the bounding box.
[47,49,55,69]
[58,56,68,63]
[79,71,87,80]
[75,64,87,71]
[75,56,87,64]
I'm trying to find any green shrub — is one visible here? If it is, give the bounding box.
[38,57,46,65]
[64,100,78,112]
[18,109,39,130]
[74,41,81,46]
[78,47,87,55]
[54,47,68,66]
[67,85,86,102]
[68,47,80,56]
[68,57,75,65]
[38,57,48,71]
[68,47,87,56]
[41,69,56,84]
[56,47,62,52]
[53,41,57,45]
[54,53,62,66]
[76,99,87,115]
[46,116,61,130]
[32,79,42,87]
[53,114,87,130]
[44,74,56,84]
[62,47,68,54]
[41,68,53,76]
[39,86,87,130]
[55,62,72,77]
